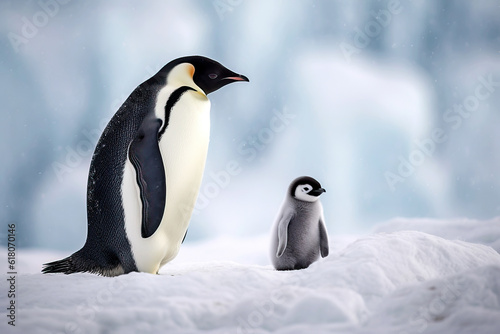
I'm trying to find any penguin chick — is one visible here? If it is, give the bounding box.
[270,176,329,270]
[43,56,248,276]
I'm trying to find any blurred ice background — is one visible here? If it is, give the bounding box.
[0,0,499,251]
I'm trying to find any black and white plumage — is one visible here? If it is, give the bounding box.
[43,56,248,276]
[270,176,329,270]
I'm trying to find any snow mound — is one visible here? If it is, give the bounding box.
[366,265,500,334]
[2,230,500,334]
[374,217,500,252]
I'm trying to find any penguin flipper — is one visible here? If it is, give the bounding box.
[319,215,329,258]
[276,210,294,257]
[129,116,167,238]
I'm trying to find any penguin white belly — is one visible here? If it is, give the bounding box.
[122,90,210,274]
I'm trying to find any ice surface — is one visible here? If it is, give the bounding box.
[1,218,500,334]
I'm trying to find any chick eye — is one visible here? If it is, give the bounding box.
[208,73,218,79]
[302,185,312,193]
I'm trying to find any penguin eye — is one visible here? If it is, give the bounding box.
[302,185,312,193]
[208,73,218,79]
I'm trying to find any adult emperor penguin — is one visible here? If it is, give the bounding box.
[270,176,329,270]
[43,56,248,276]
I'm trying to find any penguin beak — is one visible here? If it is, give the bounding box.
[223,74,249,82]
[310,188,326,196]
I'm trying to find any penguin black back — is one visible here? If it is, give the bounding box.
[43,82,162,276]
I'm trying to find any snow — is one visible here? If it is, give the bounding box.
[2,218,500,334]
[374,216,500,253]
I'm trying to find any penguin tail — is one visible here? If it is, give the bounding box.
[42,254,81,275]
[42,250,126,277]
[42,248,96,275]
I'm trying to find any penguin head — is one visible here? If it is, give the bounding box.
[161,56,249,95]
[289,176,326,202]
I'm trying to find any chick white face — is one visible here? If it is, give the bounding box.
[294,183,325,202]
